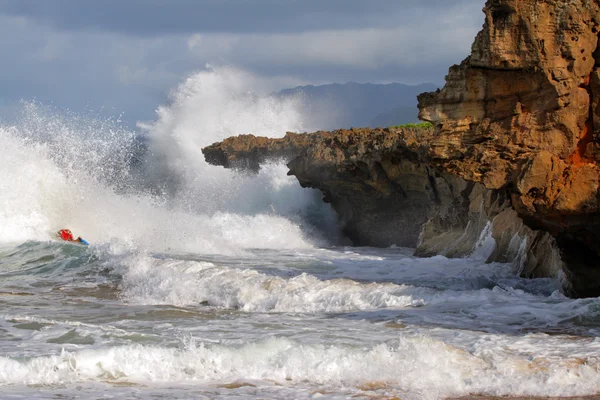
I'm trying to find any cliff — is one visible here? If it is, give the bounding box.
[203,128,563,292]
[418,0,600,296]
[202,0,600,298]
[204,128,443,247]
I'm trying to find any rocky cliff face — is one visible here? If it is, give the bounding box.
[419,0,600,297]
[202,0,600,297]
[205,128,458,247]
[203,128,565,292]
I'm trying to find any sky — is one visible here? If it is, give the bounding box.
[0,0,487,126]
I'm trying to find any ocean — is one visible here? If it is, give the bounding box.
[1,68,600,400]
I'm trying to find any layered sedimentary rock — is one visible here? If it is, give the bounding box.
[204,128,452,247]
[418,0,600,297]
[203,128,563,289]
[203,0,600,297]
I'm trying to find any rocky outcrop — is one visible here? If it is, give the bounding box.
[418,0,600,297]
[203,128,564,290]
[202,0,600,297]
[204,127,443,247]
[204,128,452,248]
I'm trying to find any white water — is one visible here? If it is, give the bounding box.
[1,67,600,400]
[0,67,339,253]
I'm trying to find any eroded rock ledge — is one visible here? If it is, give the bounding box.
[202,0,600,297]
[205,128,442,249]
[418,0,600,297]
[203,128,563,293]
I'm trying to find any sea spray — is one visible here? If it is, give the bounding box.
[140,66,340,232]
[0,67,342,251]
[470,221,496,261]
[3,67,594,400]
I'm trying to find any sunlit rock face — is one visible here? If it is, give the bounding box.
[203,127,564,294]
[203,0,600,297]
[419,0,600,297]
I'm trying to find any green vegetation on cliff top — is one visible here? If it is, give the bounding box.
[389,122,433,129]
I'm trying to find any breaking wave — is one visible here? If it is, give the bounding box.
[0,67,340,253]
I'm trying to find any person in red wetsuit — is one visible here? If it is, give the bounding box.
[58,229,74,241]
[57,229,87,244]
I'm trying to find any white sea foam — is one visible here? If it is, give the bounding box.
[0,127,66,243]
[123,261,429,312]
[1,336,600,400]
[471,221,496,261]
[116,253,579,322]
[0,67,340,253]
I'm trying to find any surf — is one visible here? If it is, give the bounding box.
[2,67,600,400]
[0,67,340,254]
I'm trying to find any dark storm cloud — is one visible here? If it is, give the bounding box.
[0,0,484,35]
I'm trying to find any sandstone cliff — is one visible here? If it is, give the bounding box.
[202,0,600,297]
[203,128,564,292]
[205,128,447,247]
[419,0,600,296]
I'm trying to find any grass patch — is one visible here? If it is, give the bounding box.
[389,122,433,129]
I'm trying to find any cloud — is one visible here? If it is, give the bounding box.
[0,0,487,125]
[0,0,484,35]
[186,24,478,71]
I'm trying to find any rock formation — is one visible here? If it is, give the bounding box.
[203,127,564,292]
[203,0,600,297]
[205,128,456,248]
[418,0,600,296]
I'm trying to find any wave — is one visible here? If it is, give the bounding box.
[115,253,582,323]
[0,67,341,254]
[1,336,599,399]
